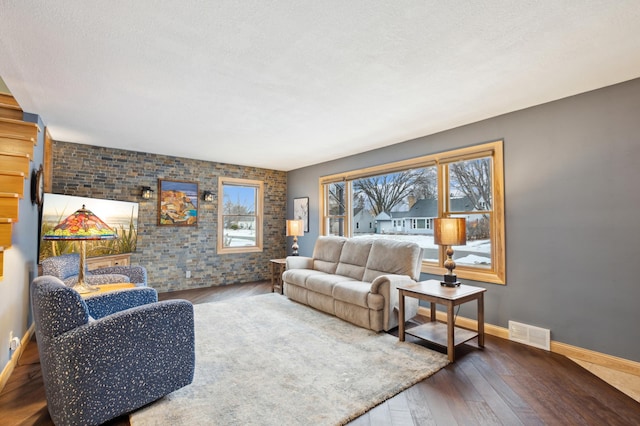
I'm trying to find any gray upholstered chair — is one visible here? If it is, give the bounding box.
[31,275,195,426]
[41,253,147,287]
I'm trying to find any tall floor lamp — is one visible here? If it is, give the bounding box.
[43,205,117,294]
[286,219,304,256]
[434,217,467,287]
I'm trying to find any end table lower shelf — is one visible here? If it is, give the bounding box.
[405,322,479,349]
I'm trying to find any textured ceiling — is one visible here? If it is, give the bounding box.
[1,1,639,171]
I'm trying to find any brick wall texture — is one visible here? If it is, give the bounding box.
[52,141,287,292]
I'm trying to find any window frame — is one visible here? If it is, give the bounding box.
[217,177,264,254]
[319,140,505,284]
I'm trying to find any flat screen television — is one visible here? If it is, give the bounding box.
[39,193,139,263]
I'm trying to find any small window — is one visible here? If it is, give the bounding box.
[217,177,263,254]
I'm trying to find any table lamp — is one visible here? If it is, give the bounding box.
[434,217,466,287]
[286,219,304,256]
[43,204,117,293]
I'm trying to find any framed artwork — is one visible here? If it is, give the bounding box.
[158,179,199,226]
[293,197,309,232]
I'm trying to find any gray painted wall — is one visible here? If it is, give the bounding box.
[287,78,640,362]
[0,113,43,371]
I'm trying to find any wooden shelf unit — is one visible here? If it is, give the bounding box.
[0,93,39,279]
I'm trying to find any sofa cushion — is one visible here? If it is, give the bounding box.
[363,239,423,282]
[308,291,336,314]
[335,239,373,280]
[333,281,374,308]
[307,274,357,297]
[282,269,324,288]
[312,236,347,274]
[335,300,379,330]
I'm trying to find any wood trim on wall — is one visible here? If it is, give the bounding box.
[417,306,640,377]
[0,324,34,394]
[43,128,52,192]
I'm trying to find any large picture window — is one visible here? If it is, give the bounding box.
[320,140,505,284]
[217,177,264,254]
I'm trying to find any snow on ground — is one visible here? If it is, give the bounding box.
[352,233,490,253]
[224,230,491,266]
[224,229,256,247]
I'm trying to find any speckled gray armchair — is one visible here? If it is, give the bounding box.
[41,253,147,287]
[31,276,195,426]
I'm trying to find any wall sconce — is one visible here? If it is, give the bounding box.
[434,217,467,287]
[286,219,304,256]
[203,191,214,202]
[141,186,154,200]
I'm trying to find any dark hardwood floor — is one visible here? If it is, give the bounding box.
[2,281,638,425]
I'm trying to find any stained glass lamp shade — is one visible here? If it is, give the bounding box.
[43,205,117,293]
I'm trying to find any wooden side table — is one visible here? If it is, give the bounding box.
[398,279,486,362]
[80,282,136,298]
[269,258,286,294]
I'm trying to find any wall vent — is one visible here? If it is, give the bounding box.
[508,320,550,351]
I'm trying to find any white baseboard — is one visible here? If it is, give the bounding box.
[417,306,640,377]
[0,323,35,394]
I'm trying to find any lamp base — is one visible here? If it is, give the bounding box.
[73,240,100,294]
[440,274,461,288]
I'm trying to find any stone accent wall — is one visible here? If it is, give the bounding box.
[52,141,287,292]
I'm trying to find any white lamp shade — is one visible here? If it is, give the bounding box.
[286,219,304,237]
[434,218,466,246]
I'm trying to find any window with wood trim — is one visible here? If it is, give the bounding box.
[217,177,263,254]
[319,140,505,284]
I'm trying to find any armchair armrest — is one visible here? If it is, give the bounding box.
[91,265,148,284]
[286,256,313,270]
[48,300,195,424]
[63,274,130,287]
[84,287,158,319]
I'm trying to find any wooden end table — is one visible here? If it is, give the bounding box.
[398,279,486,362]
[269,258,286,294]
[80,283,137,298]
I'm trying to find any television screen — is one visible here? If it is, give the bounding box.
[39,193,139,263]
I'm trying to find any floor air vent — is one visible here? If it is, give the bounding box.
[508,320,550,351]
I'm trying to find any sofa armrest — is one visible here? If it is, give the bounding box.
[84,287,158,319]
[286,256,313,270]
[370,274,419,331]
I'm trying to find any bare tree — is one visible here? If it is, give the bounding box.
[327,182,346,216]
[223,192,254,229]
[354,169,431,216]
[410,167,438,200]
[449,157,492,239]
[224,198,251,215]
[449,158,492,210]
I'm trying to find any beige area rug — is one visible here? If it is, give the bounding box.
[130,293,449,426]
